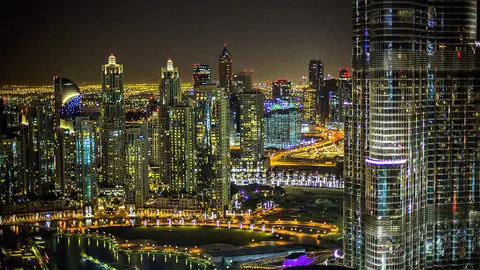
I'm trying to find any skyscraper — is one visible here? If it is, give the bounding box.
[193,64,211,88]
[194,84,230,213]
[100,54,126,187]
[308,60,324,91]
[309,60,326,124]
[125,123,149,208]
[240,89,265,183]
[343,1,479,269]
[24,102,55,195]
[53,76,81,195]
[219,44,233,93]
[271,79,291,99]
[430,1,479,268]
[75,118,98,207]
[264,100,302,149]
[167,104,195,193]
[231,70,253,145]
[158,59,181,185]
[0,136,23,205]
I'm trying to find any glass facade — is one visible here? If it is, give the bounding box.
[345,1,479,270]
[264,99,302,149]
[194,85,230,212]
[75,119,97,206]
[239,89,265,182]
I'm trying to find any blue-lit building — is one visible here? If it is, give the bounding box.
[75,117,98,209]
[54,76,81,195]
[264,99,302,149]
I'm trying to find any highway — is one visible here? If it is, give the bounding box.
[269,129,344,168]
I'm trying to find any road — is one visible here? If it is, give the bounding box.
[269,129,344,168]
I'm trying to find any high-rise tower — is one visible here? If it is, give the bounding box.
[25,102,55,195]
[344,1,430,269]
[193,64,211,88]
[194,84,230,213]
[53,76,81,195]
[100,54,126,187]
[219,44,233,93]
[240,89,265,183]
[430,1,479,268]
[125,123,149,208]
[75,117,98,207]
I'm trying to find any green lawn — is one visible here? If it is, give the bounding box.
[99,226,278,247]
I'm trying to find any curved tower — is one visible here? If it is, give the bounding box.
[345,1,430,269]
[53,76,81,194]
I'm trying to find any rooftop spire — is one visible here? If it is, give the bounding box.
[167,58,174,71]
[108,54,116,65]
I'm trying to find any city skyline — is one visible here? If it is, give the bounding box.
[0,0,351,85]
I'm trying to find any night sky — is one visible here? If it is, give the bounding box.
[0,0,351,85]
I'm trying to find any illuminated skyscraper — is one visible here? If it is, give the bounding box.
[125,123,149,208]
[309,60,326,124]
[193,64,211,88]
[271,79,291,99]
[345,1,479,270]
[100,54,126,187]
[159,59,181,107]
[344,1,431,269]
[240,89,265,183]
[264,100,302,149]
[148,110,160,167]
[158,59,181,184]
[25,102,55,195]
[231,70,253,145]
[167,104,195,193]
[75,118,98,206]
[53,76,81,195]
[219,44,233,93]
[429,1,479,268]
[0,136,23,205]
[303,88,317,123]
[308,60,324,91]
[194,84,230,212]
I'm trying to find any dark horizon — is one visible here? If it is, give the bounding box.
[0,0,351,85]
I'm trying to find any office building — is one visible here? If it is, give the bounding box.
[271,79,291,99]
[147,110,160,167]
[24,102,55,195]
[100,54,126,187]
[158,58,181,184]
[193,64,211,88]
[167,104,195,193]
[125,123,149,208]
[239,89,265,182]
[230,70,253,146]
[53,76,81,195]
[0,136,23,205]
[219,44,233,94]
[303,87,316,123]
[324,78,338,126]
[264,99,302,149]
[75,118,98,206]
[194,84,230,212]
[308,60,324,91]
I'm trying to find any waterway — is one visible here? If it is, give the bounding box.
[0,225,214,270]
